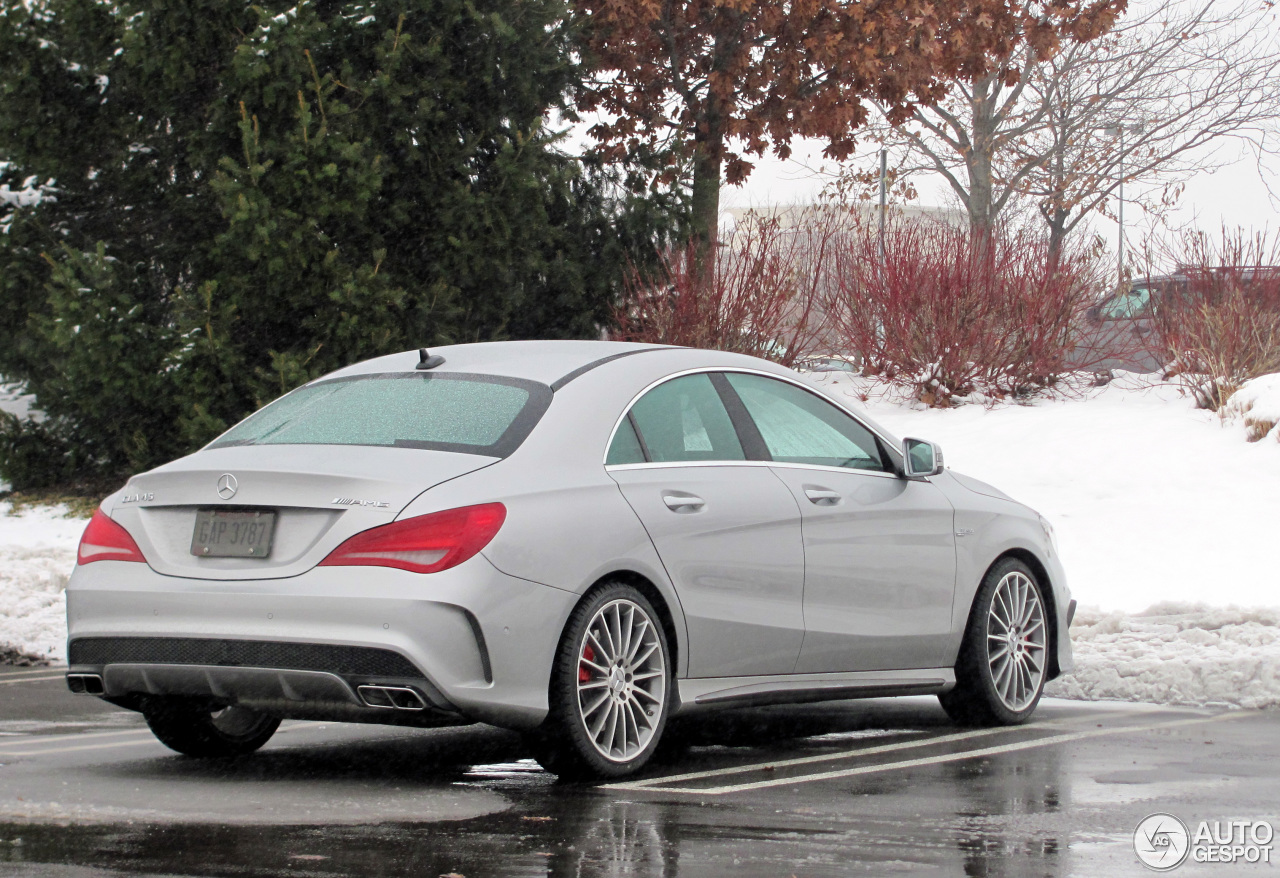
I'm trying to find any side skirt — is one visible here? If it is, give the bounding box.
[674,668,955,714]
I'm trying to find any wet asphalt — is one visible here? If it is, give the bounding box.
[0,666,1277,877]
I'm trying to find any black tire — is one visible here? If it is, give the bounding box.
[939,557,1050,727]
[143,698,281,757]
[531,583,673,780]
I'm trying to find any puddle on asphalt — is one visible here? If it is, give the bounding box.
[457,759,560,791]
[0,737,1084,877]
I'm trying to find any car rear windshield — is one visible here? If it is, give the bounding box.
[208,372,552,458]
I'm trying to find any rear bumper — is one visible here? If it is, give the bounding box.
[65,555,579,731]
[66,662,470,728]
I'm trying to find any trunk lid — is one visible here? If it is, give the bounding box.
[110,445,496,580]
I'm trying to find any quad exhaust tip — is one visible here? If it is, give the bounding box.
[357,685,426,711]
[66,673,105,696]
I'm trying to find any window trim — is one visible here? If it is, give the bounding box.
[603,367,905,474]
[605,458,904,481]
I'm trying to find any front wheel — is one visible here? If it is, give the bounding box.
[143,698,281,757]
[940,558,1050,726]
[531,583,672,779]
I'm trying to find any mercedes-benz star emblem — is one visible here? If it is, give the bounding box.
[217,473,238,501]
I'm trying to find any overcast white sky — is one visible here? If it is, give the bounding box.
[721,135,1280,263]
[719,0,1280,267]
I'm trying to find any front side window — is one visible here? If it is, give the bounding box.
[724,373,889,472]
[210,373,551,457]
[611,373,745,463]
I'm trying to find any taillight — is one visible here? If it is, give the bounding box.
[319,503,506,574]
[77,510,147,565]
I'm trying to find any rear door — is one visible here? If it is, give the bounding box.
[721,373,957,673]
[606,372,806,678]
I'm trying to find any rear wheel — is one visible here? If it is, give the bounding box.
[532,583,671,779]
[143,699,280,757]
[940,558,1049,726]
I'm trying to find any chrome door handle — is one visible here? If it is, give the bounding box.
[804,488,842,506]
[662,493,705,512]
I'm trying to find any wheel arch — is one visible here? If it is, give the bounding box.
[571,570,684,683]
[988,549,1061,680]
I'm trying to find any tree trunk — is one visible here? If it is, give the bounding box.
[691,145,722,280]
[1046,208,1069,274]
[965,77,997,258]
[690,90,724,285]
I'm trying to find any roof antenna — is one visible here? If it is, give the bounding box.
[416,348,445,370]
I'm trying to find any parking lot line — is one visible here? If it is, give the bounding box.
[0,737,169,757]
[0,672,69,685]
[611,715,1105,790]
[0,727,153,747]
[607,712,1247,795]
[0,720,326,758]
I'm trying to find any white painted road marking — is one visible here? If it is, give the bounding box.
[613,719,1081,789]
[0,727,153,746]
[605,712,1247,795]
[0,721,326,758]
[0,672,69,685]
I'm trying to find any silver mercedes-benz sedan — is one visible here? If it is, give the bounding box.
[65,341,1074,778]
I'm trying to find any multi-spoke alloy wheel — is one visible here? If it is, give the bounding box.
[575,599,667,762]
[940,558,1050,726]
[533,583,672,778]
[985,570,1047,712]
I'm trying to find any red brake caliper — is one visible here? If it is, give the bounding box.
[579,643,595,683]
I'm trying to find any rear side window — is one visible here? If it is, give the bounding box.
[606,417,646,465]
[725,373,889,472]
[1100,286,1152,319]
[209,373,552,458]
[622,373,745,463]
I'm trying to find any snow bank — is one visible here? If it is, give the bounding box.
[0,377,41,492]
[0,378,36,420]
[1047,604,1280,709]
[0,501,84,663]
[1225,372,1280,442]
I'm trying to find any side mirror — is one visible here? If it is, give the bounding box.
[902,438,944,478]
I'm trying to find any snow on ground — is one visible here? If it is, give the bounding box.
[1,372,1279,707]
[809,371,1280,613]
[0,501,84,663]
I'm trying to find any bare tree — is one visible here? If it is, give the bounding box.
[839,0,1280,265]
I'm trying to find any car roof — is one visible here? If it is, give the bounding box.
[319,340,672,387]
[316,340,905,449]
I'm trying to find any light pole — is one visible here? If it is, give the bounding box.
[877,148,887,264]
[1103,123,1142,286]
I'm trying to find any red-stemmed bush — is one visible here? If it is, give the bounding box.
[1147,229,1280,409]
[824,218,1105,405]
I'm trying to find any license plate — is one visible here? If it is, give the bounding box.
[191,509,276,558]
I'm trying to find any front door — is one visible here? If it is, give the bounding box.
[721,372,957,673]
